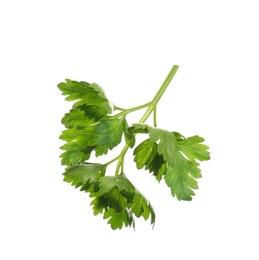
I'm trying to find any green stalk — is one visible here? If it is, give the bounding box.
[114,65,179,176]
[114,102,151,114]
[111,102,151,119]
[115,145,129,176]
[139,65,179,123]
[153,105,157,127]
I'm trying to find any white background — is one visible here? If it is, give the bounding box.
[1,0,258,259]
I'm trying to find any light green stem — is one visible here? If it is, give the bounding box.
[153,105,157,127]
[114,65,179,176]
[114,102,151,114]
[139,65,179,123]
[115,145,129,176]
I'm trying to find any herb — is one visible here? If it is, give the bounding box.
[57,65,210,230]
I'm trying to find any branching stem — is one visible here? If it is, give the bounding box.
[113,65,179,176]
[112,102,151,119]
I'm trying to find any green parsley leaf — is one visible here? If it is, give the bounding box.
[178,135,210,162]
[129,123,149,134]
[164,152,202,201]
[96,175,135,195]
[63,163,106,191]
[148,127,177,167]
[162,135,210,200]
[60,127,96,143]
[57,80,113,120]
[59,126,97,166]
[89,175,155,229]
[145,153,166,182]
[133,138,157,169]
[133,138,167,181]
[130,124,177,167]
[103,208,133,230]
[95,117,126,149]
[94,146,108,157]
[132,127,210,200]
[59,142,95,166]
[61,109,95,129]
[131,192,155,224]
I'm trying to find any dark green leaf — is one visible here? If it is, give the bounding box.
[91,196,108,216]
[104,187,128,212]
[89,174,155,229]
[133,138,167,181]
[97,175,135,196]
[103,208,133,230]
[95,117,125,149]
[63,163,106,191]
[173,131,185,141]
[148,153,167,181]
[133,138,157,169]
[131,193,143,217]
[141,197,156,225]
[131,192,155,225]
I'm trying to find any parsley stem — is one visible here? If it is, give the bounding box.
[153,105,157,127]
[112,102,152,118]
[114,65,179,176]
[106,155,120,166]
[115,145,129,176]
[152,65,179,106]
[139,65,179,124]
[115,158,121,176]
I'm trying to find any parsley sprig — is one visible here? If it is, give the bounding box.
[57,65,210,230]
